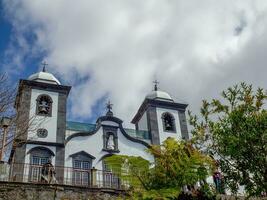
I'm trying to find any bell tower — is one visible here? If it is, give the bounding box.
[131,82,189,145]
[11,66,71,182]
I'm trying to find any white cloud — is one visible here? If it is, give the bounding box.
[3,0,267,127]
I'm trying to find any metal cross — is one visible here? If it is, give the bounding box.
[153,80,159,91]
[106,100,113,112]
[41,61,48,72]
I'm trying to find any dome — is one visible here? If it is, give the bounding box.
[28,71,61,85]
[145,90,173,101]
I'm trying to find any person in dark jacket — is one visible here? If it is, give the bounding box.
[41,159,57,184]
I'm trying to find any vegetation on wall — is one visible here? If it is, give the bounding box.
[188,83,267,197]
[105,138,215,199]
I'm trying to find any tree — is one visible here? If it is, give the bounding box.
[0,74,42,162]
[188,83,267,196]
[105,138,215,199]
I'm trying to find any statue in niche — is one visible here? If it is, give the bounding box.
[106,134,115,150]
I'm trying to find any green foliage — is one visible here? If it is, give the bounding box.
[148,138,214,190]
[105,138,215,199]
[189,83,267,196]
[105,155,150,190]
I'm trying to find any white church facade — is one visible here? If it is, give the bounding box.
[9,68,189,185]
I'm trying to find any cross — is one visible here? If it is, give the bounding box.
[41,61,48,72]
[106,100,113,112]
[153,80,159,91]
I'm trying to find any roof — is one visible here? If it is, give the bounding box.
[28,71,61,85]
[66,121,150,141]
[124,128,150,140]
[66,121,96,132]
[145,90,173,102]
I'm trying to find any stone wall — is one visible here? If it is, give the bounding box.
[0,181,127,200]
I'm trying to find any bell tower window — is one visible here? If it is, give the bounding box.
[36,94,53,116]
[162,112,176,132]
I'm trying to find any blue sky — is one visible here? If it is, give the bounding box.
[0,5,103,123]
[1,1,267,128]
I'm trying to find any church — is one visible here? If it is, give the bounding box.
[9,68,189,185]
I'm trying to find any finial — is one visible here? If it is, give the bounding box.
[106,100,113,116]
[41,61,48,72]
[153,80,159,91]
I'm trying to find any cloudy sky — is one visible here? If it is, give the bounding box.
[0,0,266,128]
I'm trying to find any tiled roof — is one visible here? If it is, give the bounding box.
[66,121,96,132]
[124,128,150,140]
[66,121,150,141]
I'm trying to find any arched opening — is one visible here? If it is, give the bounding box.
[36,94,53,116]
[27,146,55,182]
[162,112,176,132]
[70,151,95,186]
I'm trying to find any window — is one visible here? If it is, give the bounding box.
[102,161,120,188]
[36,94,53,116]
[162,112,176,132]
[70,151,94,186]
[73,160,91,186]
[37,129,48,138]
[28,147,54,182]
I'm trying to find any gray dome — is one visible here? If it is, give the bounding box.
[28,71,61,85]
[145,90,173,101]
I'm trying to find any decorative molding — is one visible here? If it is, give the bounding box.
[131,98,188,124]
[37,129,48,138]
[27,146,55,156]
[26,140,64,147]
[65,117,151,148]
[101,149,120,153]
[17,79,71,95]
[96,115,123,125]
[69,151,96,160]
[65,125,101,144]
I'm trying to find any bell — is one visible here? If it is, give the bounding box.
[39,101,49,112]
[166,122,171,128]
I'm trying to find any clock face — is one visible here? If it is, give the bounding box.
[37,129,48,138]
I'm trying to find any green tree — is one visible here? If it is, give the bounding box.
[188,83,267,196]
[105,138,215,199]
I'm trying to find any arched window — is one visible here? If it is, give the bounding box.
[102,160,120,188]
[36,94,53,116]
[70,151,95,186]
[162,112,176,132]
[27,146,55,182]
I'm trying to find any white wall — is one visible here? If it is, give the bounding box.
[65,130,76,139]
[65,123,153,172]
[138,111,148,131]
[156,107,182,144]
[28,89,59,143]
